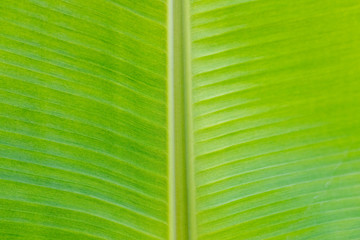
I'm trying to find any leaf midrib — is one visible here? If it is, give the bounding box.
[167,0,196,239]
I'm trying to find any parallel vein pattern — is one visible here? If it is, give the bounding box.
[0,0,168,239]
[190,0,360,239]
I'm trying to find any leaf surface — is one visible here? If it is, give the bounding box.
[1,0,360,240]
[189,0,360,239]
[0,0,168,239]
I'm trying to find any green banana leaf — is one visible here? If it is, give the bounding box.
[0,0,360,239]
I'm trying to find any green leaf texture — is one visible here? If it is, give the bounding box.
[1,0,360,239]
[0,0,168,239]
[190,0,360,239]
